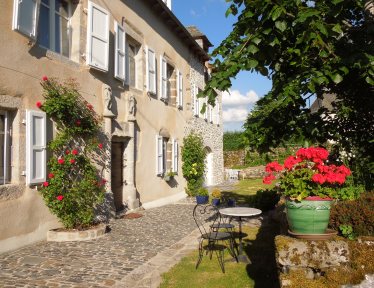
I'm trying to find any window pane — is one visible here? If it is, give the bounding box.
[39,5,50,49]
[129,45,135,58]
[41,0,49,6]
[55,0,69,17]
[55,14,69,57]
[0,134,3,181]
[129,58,135,87]
[0,115,4,133]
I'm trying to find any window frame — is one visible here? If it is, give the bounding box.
[39,0,72,58]
[0,110,10,185]
[126,41,137,87]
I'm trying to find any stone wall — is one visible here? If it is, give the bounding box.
[186,53,224,186]
[238,166,284,180]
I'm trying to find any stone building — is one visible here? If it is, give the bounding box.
[0,0,222,253]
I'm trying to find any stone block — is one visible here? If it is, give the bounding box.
[78,232,88,239]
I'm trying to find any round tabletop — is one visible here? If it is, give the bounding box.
[219,207,262,217]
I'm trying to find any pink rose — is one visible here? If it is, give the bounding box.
[44,182,49,187]
[36,102,42,108]
[58,159,64,164]
[103,179,106,183]
[57,195,63,201]
[49,173,54,178]
[72,149,77,155]
[88,105,93,109]
[65,151,70,155]
[99,143,103,149]
[42,76,48,81]
[70,159,75,164]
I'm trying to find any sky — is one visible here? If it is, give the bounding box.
[172,0,273,132]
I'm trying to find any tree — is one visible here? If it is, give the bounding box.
[200,0,374,172]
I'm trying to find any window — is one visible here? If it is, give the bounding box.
[156,135,178,175]
[177,70,183,108]
[162,138,168,173]
[39,0,71,57]
[0,111,10,185]
[166,64,174,103]
[127,43,136,87]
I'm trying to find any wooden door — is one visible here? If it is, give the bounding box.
[112,142,123,212]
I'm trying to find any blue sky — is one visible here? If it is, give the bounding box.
[172,0,273,131]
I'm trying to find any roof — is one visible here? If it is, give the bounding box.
[310,93,337,114]
[185,25,214,48]
[144,0,211,61]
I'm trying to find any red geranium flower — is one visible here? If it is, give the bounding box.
[36,102,42,108]
[42,76,48,81]
[49,173,54,178]
[70,159,75,164]
[312,174,325,184]
[57,195,63,201]
[44,182,49,187]
[58,159,64,164]
[72,149,78,155]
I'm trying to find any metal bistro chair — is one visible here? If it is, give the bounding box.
[193,204,238,273]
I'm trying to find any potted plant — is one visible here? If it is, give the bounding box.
[263,147,351,234]
[165,171,176,182]
[211,189,221,206]
[196,187,209,204]
[227,197,235,207]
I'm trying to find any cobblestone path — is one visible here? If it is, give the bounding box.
[0,204,197,288]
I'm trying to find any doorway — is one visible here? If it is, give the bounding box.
[112,142,123,212]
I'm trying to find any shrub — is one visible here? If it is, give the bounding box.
[248,188,279,211]
[197,188,209,196]
[212,189,221,199]
[223,131,243,151]
[37,77,104,228]
[329,191,374,239]
[181,131,207,196]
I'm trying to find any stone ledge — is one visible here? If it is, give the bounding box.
[47,224,107,242]
[0,184,25,202]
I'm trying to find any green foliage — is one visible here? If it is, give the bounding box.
[212,189,221,199]
[197,188,209,196]
[337,183,365,201]
[329,191,374,239]
[37,78,104,228]
[201,0,374,174]
[167,171,177,177]
[247,188,278,211]
[181,131,207,196]
[223,131,243,151]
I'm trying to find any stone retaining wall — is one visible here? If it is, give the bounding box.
[237,166,284,180]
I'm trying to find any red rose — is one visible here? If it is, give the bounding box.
[96,184,99,187]
[36,102,42,108]
[72,149,77,155]
[57,195,63,201]
[103,179,106,183]
[88,105,93,109]
[100,183,103,186]
[70,159,75,164]
[99,143,103,149]
[93,140,96,143]
[49,173,54,178]
[42,76,48,81]
[77,121,81,126]
[65,151,70,154]
[58,159,64,164]
[44,182,49,187]
[72,78,74,81]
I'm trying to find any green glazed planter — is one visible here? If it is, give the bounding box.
[286,196,333,234]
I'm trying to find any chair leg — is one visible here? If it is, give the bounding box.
[215,239,225,274]
[196,238,204,269]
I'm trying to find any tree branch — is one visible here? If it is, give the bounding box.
[238,28,259,54]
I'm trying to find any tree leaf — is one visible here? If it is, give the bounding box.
[247,45,260,54]
[272,7,282,21]
[332,24,343,34]
[316,22,328,36]
[366,77,374,85]
[248,59,259,69]
[275,21,287,32]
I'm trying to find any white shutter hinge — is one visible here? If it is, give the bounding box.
[22,119,26,125]
[83,8,88,14]
[22,171,26,176]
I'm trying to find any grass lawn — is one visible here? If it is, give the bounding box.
[219,179,279,205]
[160,225,280,288]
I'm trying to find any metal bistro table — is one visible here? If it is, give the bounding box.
[219,207,262,264]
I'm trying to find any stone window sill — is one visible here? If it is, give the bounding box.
[30,45,81,70]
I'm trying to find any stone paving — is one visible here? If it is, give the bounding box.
[0,204,198,288]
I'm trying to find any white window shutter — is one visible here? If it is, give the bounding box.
[194,84,199,116]
[114,21,126,82]
[172,139,178,173]
[86,1,110,72]
[177,70,183,108]
[204,98,208,119]
[156,135,163,175]
[26,110,47,185]
[160,56,167,100]
[210,105,213,123]
[216,102,220,124]
[146,46,156,94]
[12,0,39,41]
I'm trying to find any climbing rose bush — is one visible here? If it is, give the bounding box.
[264,147,351,200]
[37,77,105,228]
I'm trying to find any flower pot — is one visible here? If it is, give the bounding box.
[165,175,171,181]
[286,196,333,234]
[227,199,235,207]
[212,199,220,206]
[196,196,209,204]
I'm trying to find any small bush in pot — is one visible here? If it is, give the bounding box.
[211,189,221,206]
[196,187,209,204]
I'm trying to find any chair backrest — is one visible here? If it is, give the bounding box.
[193,204,222,238]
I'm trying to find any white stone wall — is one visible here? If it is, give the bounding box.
[186,53,224,185]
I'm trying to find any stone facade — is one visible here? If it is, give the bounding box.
[185,51,224,186]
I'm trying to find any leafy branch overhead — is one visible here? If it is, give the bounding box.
[201,0,374,171]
